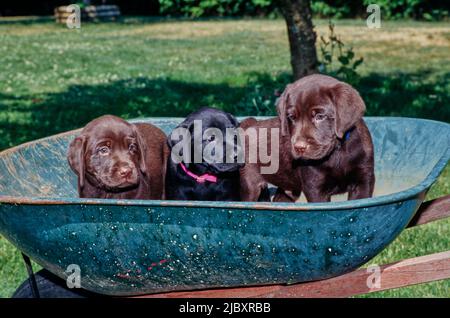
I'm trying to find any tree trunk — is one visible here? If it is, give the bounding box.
[278,0,318,79]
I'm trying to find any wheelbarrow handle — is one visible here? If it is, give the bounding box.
[407,194,450,228]
[136,251,450,298]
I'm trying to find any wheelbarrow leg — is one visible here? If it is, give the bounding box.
[21,253,40,298]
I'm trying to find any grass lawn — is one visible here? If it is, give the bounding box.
[0,16,449,298]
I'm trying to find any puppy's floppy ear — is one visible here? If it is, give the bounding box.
[133,124,148,175]
[276,85,291,136]
[167,115,195,149]
[225,112,239,127]
[330,82,366,139]
[68,135,87,191]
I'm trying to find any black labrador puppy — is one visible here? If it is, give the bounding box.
[166,107,243,201]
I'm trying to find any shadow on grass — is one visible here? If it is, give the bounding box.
[0,71,448,150]
[0,16,54,25]
[0,15,245,26]
[358,71,450,120]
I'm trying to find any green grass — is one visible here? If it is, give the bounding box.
[358,164,450,298]
[0,17,449,297]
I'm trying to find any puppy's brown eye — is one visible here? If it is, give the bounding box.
[314,113,326,121]
[98,146,110,155]
[287,113,296,121]
[129,143,138,153]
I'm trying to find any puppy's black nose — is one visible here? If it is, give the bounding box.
[118,166,132,178]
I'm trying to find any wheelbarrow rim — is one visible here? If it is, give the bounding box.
[0,116,449,211]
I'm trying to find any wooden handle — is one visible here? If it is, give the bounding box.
[408,195,450,228]
[138,251,450,298]
[134,195,450,298]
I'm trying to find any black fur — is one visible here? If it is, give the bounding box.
[165,107,242,201]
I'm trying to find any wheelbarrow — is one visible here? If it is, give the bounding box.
[0,117,449,297]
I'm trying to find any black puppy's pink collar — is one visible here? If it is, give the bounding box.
[179,163,218,184]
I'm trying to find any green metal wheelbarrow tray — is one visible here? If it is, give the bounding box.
[0,117,449,297]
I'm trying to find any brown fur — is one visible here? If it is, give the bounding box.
[67,115,169,200]
[239,74,375,202]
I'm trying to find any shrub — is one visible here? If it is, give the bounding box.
[318,22,364,86]
[158,0,448,20]
[361,0,448,20]
[159,0,277,17]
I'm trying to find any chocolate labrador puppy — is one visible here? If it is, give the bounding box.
[240,74,375,202]
[67,115,169,199]
[166,107,243,201]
